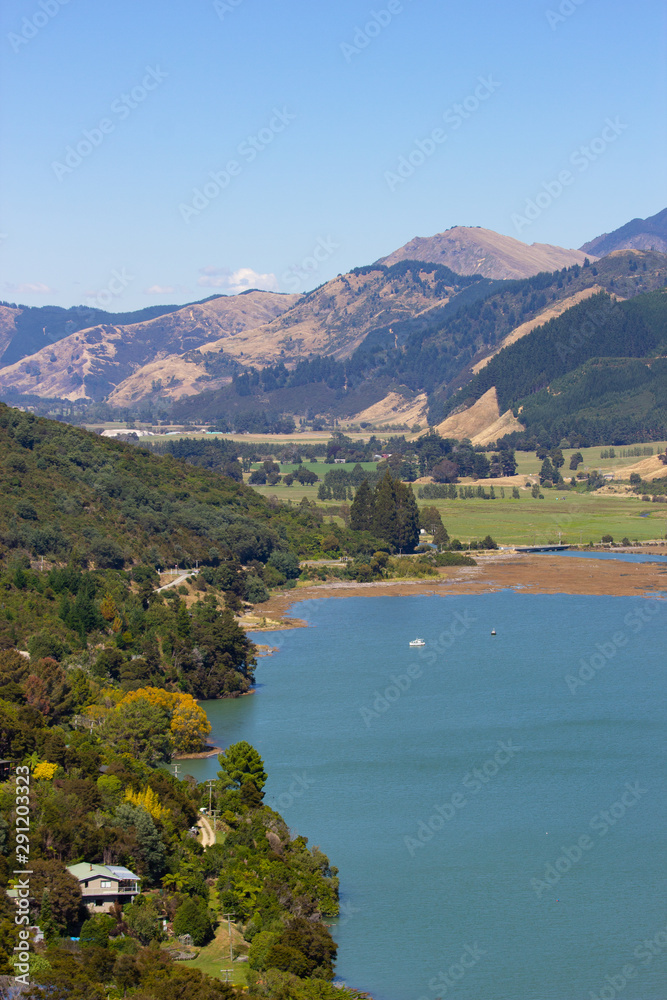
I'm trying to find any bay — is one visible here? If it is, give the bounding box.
[185,592,667,1000]
[553,551,667,564]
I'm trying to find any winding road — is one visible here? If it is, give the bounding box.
[197,814,215,847]
[157,569,199,593]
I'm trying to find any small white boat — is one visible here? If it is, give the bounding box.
[409,638,426,647]
[491,629,496,636]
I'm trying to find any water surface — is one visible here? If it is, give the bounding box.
[186,592,666,1000]
[554,550,667,564]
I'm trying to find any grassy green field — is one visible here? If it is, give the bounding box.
[174,887,247,986]
[252,481,667,545]
[421,492,666,546]
[252,460,376,475]
[513,443,667,478]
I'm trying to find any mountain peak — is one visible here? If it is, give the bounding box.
[580,207,667,256]
[376,226,593,279]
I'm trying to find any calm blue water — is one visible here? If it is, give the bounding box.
[555,551,667,564]
[186,593,667,1000]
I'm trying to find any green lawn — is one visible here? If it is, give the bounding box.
[424,491,667,546]
[175,887,247,986]
[249,460,376,476]
[513,442,666,477]
[251,482,666,545]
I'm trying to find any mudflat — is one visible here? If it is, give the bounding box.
[251,550,667,629]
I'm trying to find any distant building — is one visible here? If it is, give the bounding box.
[67,863,140,913]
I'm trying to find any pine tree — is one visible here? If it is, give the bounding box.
[540,457,555,484]
[350,479,375,531]
[373,471,398,544]
[394,480,420,553]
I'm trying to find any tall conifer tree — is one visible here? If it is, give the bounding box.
[350,478,375,531]
[373,471,398,544]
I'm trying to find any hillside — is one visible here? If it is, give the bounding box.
[370,250,667,414]
[163,250,667,434]
[581,206,667,257]
[376,226,593,278]
[0,300,186,368]
[107,261,489,409]
[0,402,338,573]
[437,286,667,447]
[0,290,299,403]
[434,387,522,444]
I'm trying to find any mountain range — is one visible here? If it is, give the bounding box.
[580,206,667,257]
[1,209,666,447]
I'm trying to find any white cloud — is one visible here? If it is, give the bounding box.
[13,282,54,295]
[197,266,279,294]
[144,284,176,295]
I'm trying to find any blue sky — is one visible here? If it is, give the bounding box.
[1,0,665,311]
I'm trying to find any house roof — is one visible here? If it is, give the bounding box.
[106,865,139,881]
[67,862,139,883]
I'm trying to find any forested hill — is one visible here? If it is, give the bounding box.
[0,403,326,571]
[441,287,667,446]
[166,250,667,432]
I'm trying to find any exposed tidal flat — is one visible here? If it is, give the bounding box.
[185,580,666,1000]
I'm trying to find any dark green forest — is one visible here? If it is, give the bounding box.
[441,286,667,447]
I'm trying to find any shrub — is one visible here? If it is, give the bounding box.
[246,574,269,603]
[172,897,214,947]
[267,550,300,579]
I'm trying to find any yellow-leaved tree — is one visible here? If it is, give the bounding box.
[170,697,212,755]
[119,688,211,756]
[33,761,58,780]
[125,785,168,822]
[100,593,118,622]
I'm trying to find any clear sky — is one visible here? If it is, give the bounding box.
[1,0,665,311]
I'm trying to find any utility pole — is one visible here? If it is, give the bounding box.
[206,780,215,815]
[211,809,219,833]
[222,913,236,965]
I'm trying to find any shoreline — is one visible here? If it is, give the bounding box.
[243,549,667,630]
[173,744,223,760]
